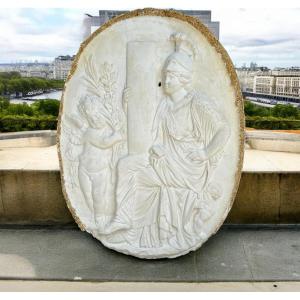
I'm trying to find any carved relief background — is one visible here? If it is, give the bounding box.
[59,12,243,259]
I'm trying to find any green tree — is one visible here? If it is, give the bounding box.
[32,99,60,116]
[0,82,4,95]
[6,102,34,116]
[0,72,65,95]
[19,78,32,94]
[244,100,271,117]
[271,104,299,119]
[7,78,23,93]
[0,71,21,79]
[0,97,9,112]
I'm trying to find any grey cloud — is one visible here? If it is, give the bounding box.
[237,38,296,47]
[223,37,296,48]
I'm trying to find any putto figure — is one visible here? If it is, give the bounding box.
[99,33,230,251]
[62,94,124,225]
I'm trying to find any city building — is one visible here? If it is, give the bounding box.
[237,65,300,99]
[53,55,75,80]
[84,10,220,40]
[0,63,53,79]
[275,76,300,98]
[253,76,276,94]
[19,66,54,79]
[236,70,261,92]
[0,56,75,81]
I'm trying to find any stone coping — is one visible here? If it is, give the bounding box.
[0,130,56,140]
[245,130,300,142]
[245,131,300,153]
[1,129,299,154]
[0,227,299,282]
[2,129,299,143]
[1,146,300,172]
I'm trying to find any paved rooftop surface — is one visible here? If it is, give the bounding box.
[0,280,299,292]
[0,145,58,170]
[0,227,299,282]
[0,145,300,172]
[243,149,300,172]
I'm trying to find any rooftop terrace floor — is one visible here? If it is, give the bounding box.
[0,226,299,287]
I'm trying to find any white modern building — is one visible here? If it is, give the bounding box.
[275,76,300,98]
[254,76,276,94]
[53,55,75,80]
[237,67,300,99]
[236,70,262,92]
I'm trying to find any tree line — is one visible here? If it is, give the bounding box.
[0,71,64,95]
[244,100,300,130]
[0,96,300,132]
[0,98,59,117]
[0,97,60,132]
[244,100,300,119]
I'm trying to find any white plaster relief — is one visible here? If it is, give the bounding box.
[59,15,242,259]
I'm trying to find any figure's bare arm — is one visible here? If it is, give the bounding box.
[188,102,230,162]
[64,113,86,130]
[85,128,123,149]
[122,87,131,112]
[62,114,87,146]
[206,123,230,157]
[188,122,230,162]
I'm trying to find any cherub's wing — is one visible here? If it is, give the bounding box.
[62,114,87,145]
[61,114,85,162]
[64,162,80,189]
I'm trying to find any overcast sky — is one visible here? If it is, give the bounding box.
[0,7,300,68]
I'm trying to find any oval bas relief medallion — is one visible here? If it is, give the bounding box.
[58,8,244,259]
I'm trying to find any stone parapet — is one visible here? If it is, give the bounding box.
[0,169,299,225]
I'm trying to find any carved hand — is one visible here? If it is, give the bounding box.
[122,87,131,111]
[65,113,86,130]
[149,145,166,166]
[111,130,124,144]
[113,117,123,131]
[149,144,166,159]
[187,149,208,162]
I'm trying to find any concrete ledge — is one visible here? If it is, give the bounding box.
[227,172,300,224]
[0,169,299,225]
[0,170,73,225]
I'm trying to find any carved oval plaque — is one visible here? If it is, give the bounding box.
[58,8,244,259]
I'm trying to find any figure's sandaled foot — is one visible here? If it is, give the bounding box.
[104,221,130,234]
[95,216,130,234]
[94,215,111,232]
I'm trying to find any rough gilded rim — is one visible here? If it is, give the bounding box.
[57,7,245,258]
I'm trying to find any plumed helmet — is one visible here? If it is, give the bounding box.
[164,32,196,81]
